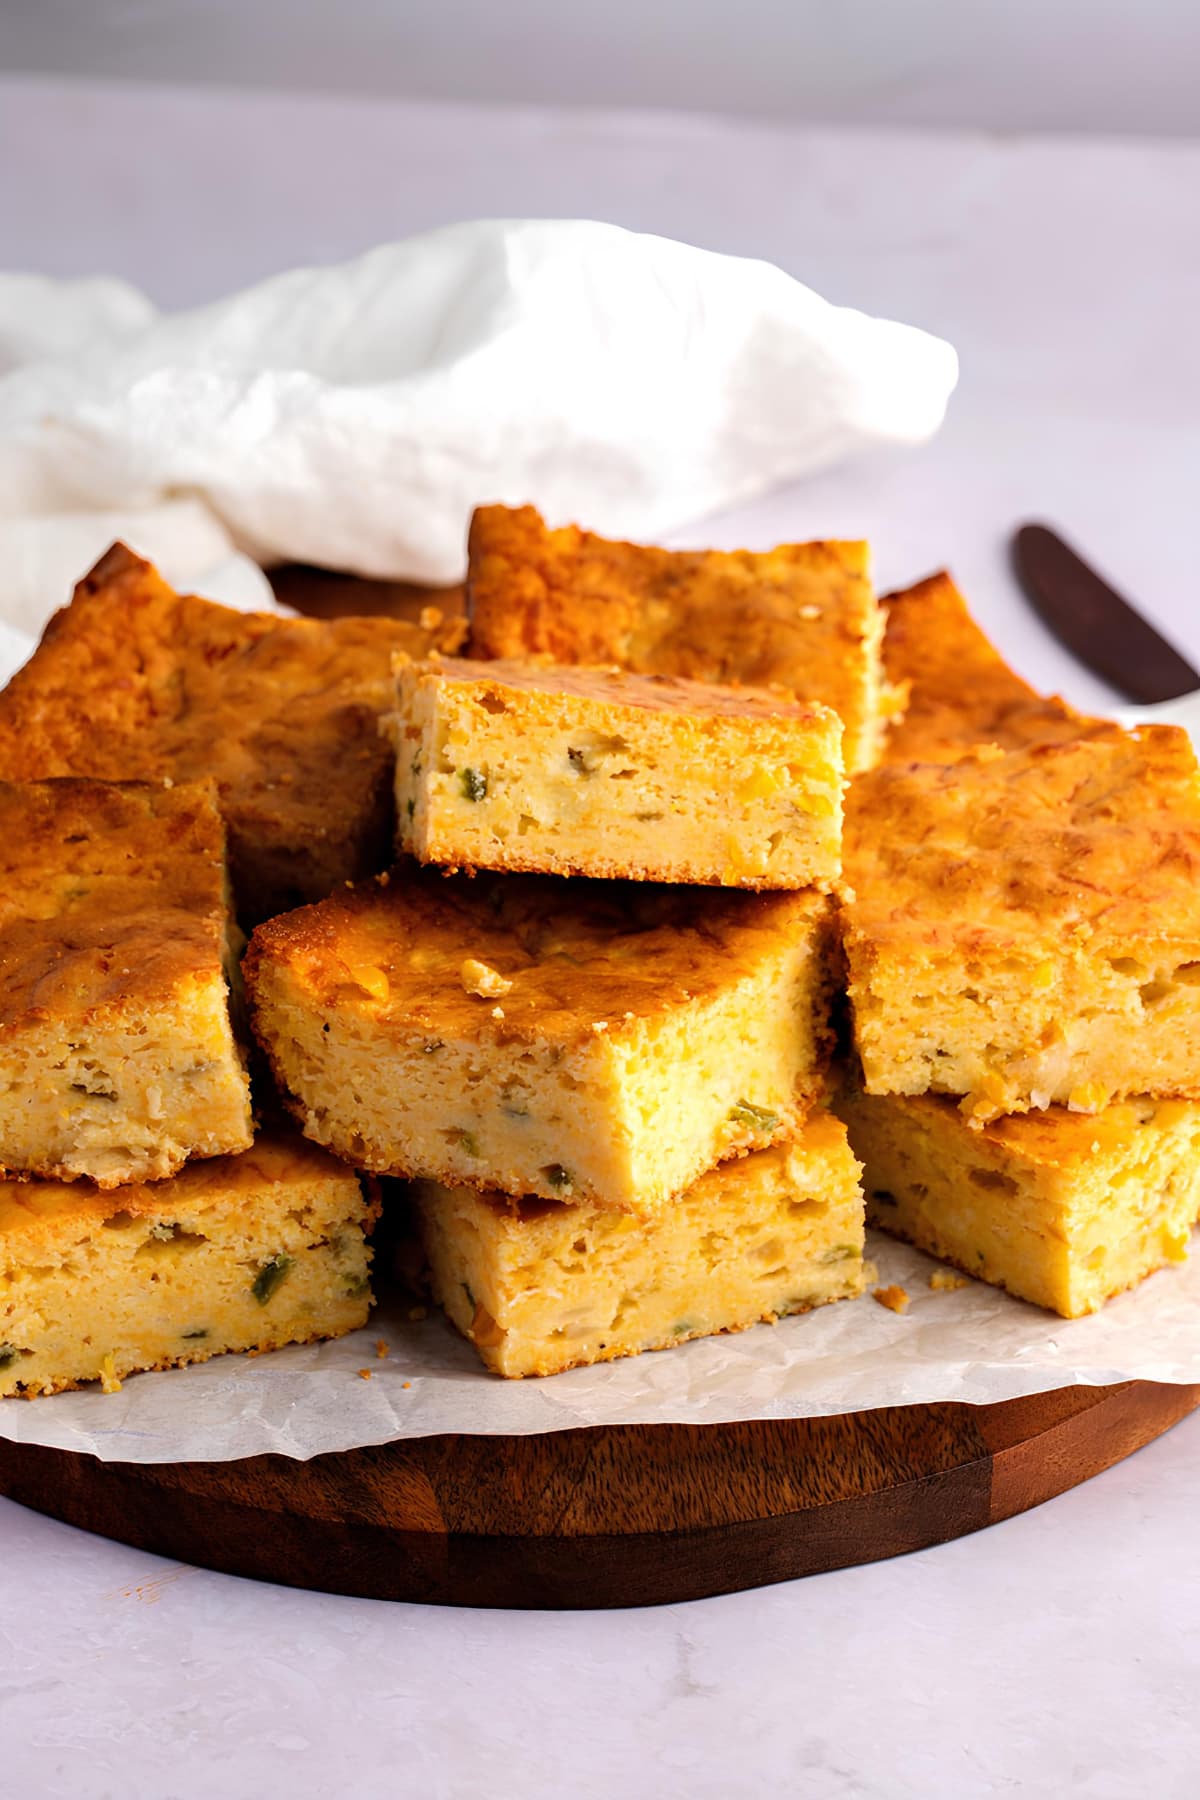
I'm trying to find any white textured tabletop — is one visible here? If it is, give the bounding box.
[2,76,1199,1800]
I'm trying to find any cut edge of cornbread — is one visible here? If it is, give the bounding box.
[465,504,898,775]
[0,777,253,1187]
[837,1087,1200,1318]
[843,728,1200,1122]
[415,1108,865,1377]
[245,878,839,1214]
[392,654,845,889]
[0,1133,378,1398]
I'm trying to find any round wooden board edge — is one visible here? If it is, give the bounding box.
[0,1382,1194,1610]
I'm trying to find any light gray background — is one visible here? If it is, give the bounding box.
[3,0,1200,136]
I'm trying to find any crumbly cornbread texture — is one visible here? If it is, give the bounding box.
[0,1132,376,1397]
[838,1087,1200,1318]
[393,655,844,888]
[415,1109,864,1377]
[466,504,898,774]
[246,870,838,1214]
[0,543,465,923]
[881,571,1100,764]
[843,726,1200,1121]
[0,778,252,1186]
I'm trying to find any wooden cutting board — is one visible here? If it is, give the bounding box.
[4,567,1190,1609]
[0,1383,1195,1608]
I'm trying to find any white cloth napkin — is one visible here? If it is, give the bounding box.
[0,218,957,664]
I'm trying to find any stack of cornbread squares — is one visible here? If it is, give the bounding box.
[0,510,1198,1402]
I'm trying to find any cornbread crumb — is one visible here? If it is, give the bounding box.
[358,1368,373,1380]
[873,1284,910,1314]
[929,1269,972,1292]
[402,1380,412,1389]
[466,504,895,772]
[460,957,512,998]
[375,1339,390,1358]
[393,654,845,888]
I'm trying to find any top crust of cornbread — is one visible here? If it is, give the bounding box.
[0,1131,360,1256]
[847,725,1200,956]
[876,1090,1200,1175]
[398,654,839,725]
[246,869,835,1055]
[881,571,1099,764]
[466,504,890,772]
[0,777,234,1030]
[0,544,465,921]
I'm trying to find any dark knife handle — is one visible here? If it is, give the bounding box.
[1012,523,1199,705]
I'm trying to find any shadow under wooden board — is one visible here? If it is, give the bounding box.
[0,1384,1195,1610]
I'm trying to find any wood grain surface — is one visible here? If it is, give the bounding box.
[0,1384,1195,1609]
[3,568,1192,1610]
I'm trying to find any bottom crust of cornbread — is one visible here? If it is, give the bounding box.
[837,1088,1200,1318]
[0,1133,377,1398]
[414,1110,865,1377]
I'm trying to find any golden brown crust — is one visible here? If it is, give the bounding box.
[0,544,465,922]
[846,726,1200,955]
[0,777,228,1031]
[466,504,884,770]
[408,655,837,725]
[881,571,1104,763]
[246,867,836,1055]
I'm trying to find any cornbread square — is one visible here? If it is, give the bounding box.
[0,543,465,923]
[0,778,252,1186]
[466,504,898,773]
[393,655,844,888]
[881,571,1096,765]
[843,726,1200,1121]
[246,871,838,1213]
[838,1087,1200,1317]
[0,1132,377,1397]
[415,1110,865,1377]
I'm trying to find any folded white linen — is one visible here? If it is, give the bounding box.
[0,218,958,618]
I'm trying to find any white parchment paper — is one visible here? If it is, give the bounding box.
[2,1229,1196,1464]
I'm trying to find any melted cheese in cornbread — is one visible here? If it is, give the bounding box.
[246,870,838,1213]
[838,1088,1200,1317]
[0,1132,376,1397]
[466,504,898,774]
[416,1109,864,1377]
[0,778,252,1186]
[393,655,844,888]
[0,543,465,922]
[843,726,1200,1120]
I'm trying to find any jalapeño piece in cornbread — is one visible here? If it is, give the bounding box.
[0,1133,377,1398]
[838,1087,1200,1318]
[393,655,844,888]
[416,1109,864,1377]
[843,726,1200,1122]
[246,871,838,1213]
[881,571,1100,765]
[0,543,465,923]
[466,504,898,774]
[0,778,252,1187]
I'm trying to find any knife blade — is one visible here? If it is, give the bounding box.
[1011,523,1199,705]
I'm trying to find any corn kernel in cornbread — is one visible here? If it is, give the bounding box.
[838,1088,1200,1318]
[415,1109,864,1377]
[0,778,252,1186]
[0,1132,377,1398]
[466,504,898,773]
[393,655,844,888]
[246,870,838,1213]
[0,543,465,922]
[843,726,1200,1120]
[881,571,1100,765]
